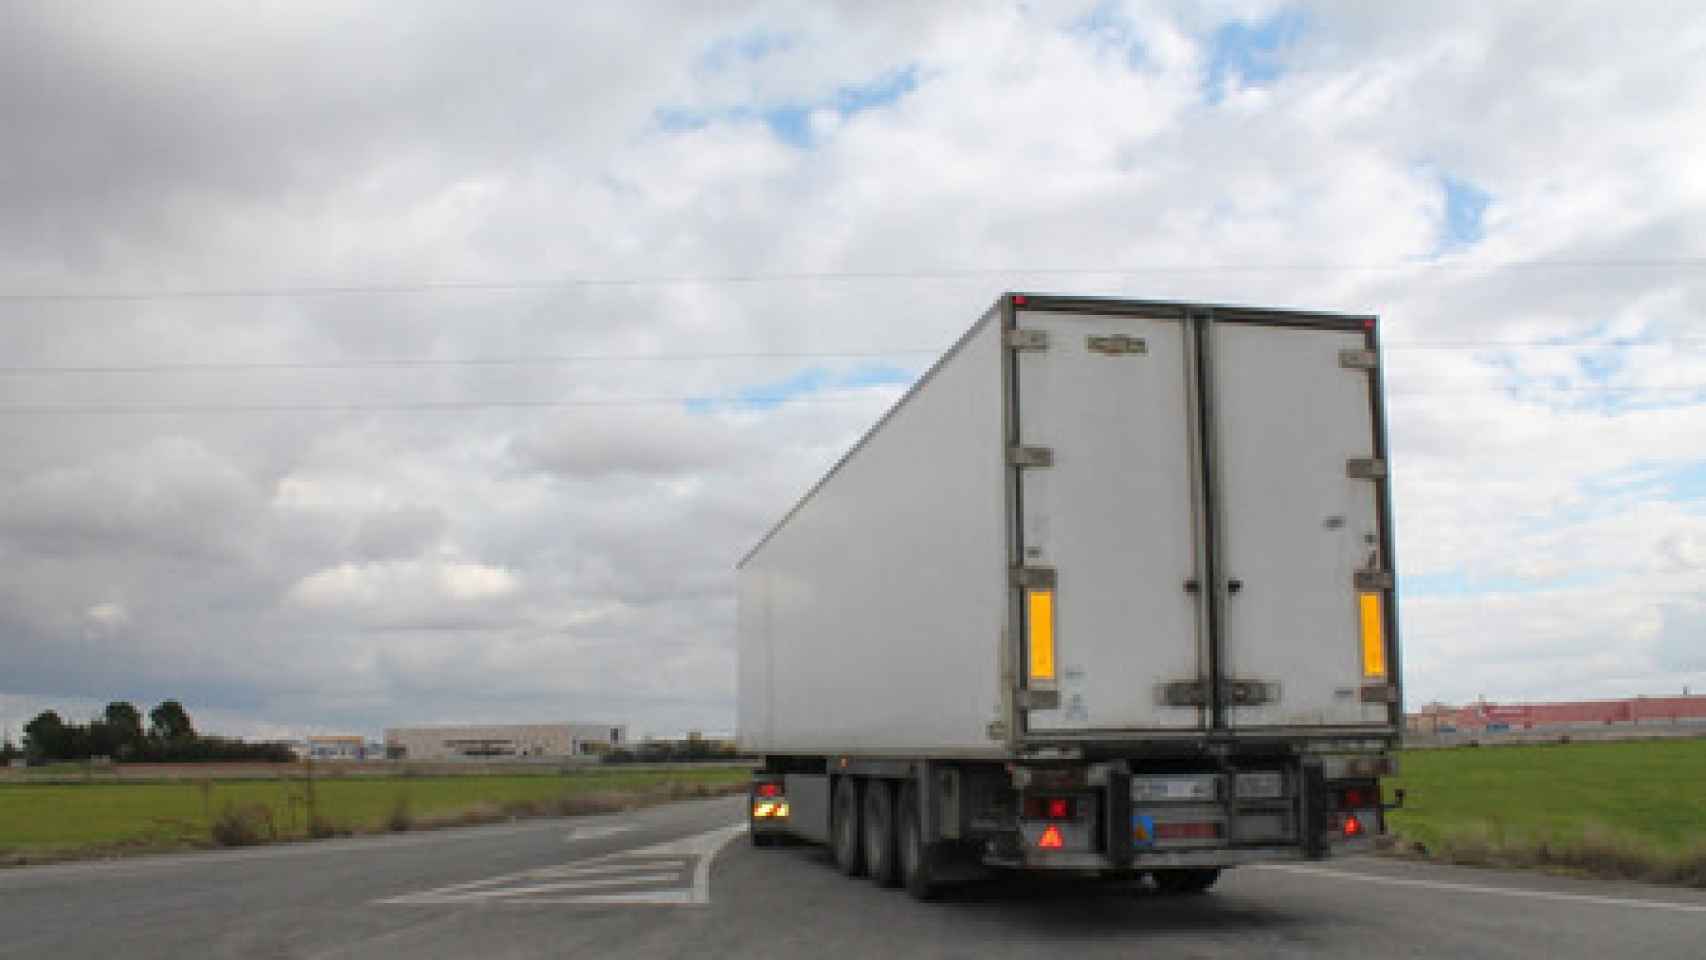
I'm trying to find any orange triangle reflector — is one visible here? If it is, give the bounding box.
[1038,824,1065,849]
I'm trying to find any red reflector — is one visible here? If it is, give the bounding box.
[1013,294,1029,306]
[1343,814,1364,837]
[756,782,780,798]
[1340,786,1377,809]
[1038,824,1064,849]
[1154,821,1221,841]
[1363,318,1376,330]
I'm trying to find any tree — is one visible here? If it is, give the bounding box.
[103,701,146,759]
[23,710,68,761]
[148,700,195,743]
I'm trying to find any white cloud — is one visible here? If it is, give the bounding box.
[0,2,1703,738]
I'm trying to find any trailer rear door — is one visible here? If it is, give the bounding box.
[1209,321,1391,728]
[1014,310,1206,732]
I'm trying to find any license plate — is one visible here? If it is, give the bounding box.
[1130,775,1218,802]
[1234,771,1284,799]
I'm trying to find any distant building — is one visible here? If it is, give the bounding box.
[384,723,626,761]
[1408,695,1706,733]
[305,735,372,761]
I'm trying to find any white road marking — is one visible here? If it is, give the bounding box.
[1257,863,1706,915]
[564,823,634,842]
[378,822,747,907]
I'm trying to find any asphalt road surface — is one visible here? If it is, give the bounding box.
[3,794,1704,958]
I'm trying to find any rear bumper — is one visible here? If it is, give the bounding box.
[988,845,1314,871]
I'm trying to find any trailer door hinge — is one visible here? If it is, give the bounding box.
[1004,329,1049,351]
[1159,680,1207,707]
[1008,445,1054,468]
[1010,566,1057,589]
[1017,688,1060,711]
[1359,683,1399,704]
[1354,570,1396,591]
[1087,334,1147,356]
[1222,679,1280,707]
[1346,458,1388,480]
[1339,349,1378,370]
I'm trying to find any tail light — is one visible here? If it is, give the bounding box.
[1343,813,1364,838]
[755,782,781,798]
[1022,796,1078,820]
[1337,785,1379,809]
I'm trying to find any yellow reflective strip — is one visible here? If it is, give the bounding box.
[1359,592,1387,678]
[1028,588,1056,682]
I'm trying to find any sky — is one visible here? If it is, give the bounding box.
[1,1,1703,742]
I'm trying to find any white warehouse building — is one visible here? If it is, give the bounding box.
[383,723,626,760]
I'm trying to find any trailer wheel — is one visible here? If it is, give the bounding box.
[897,782,940,901]
[1152,868,1220,894]
[862,779,900,887]
[832,776,865,876]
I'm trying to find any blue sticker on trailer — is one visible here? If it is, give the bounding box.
[1133,814,1156,846]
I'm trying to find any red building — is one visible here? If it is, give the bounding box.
[1409,695,1706,733]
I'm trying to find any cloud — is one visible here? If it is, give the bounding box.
[1,2,1704,742]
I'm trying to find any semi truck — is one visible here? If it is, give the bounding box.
[736,293,1401,898]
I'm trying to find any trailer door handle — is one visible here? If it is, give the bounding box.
[1183,578,1200,594]
[1227,579,1244,595]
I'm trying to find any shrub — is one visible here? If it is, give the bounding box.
[210,803,274,847]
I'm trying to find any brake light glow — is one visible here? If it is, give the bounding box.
[1037,824,1064,849]
[1023,796,1078,820]
[1339,786,1379,809]
[756,782,781,798]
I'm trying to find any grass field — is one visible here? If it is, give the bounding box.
[1386,738,1706,885]
[0,766,749,862]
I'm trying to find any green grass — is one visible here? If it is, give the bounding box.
[0,766,749,861]
[1386,739,1706,885]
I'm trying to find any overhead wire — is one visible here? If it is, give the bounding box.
[0,256,1702,303]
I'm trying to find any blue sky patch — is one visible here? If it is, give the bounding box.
[1069,1,1146,67]
[1204,8,1308,102]
[697,29,793,73]
[685,363,918,413]
[656,64,920,149]
[1438,174,1492,252]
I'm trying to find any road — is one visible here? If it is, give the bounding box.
[3,795,1703,958]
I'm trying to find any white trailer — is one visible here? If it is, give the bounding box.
[738,294,1401,898]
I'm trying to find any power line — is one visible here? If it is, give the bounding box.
[0,338,1702,377]
[0,349,944,377]
[0,383,1701,415]
[0,394,892,415]
[0,256,1702,303]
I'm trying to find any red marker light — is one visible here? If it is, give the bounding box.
[756,782,780,798]
[1046,798,1072,820]
[1363,318,1376,331]
[1013,294,1029,306]
[1038,824,1065,849]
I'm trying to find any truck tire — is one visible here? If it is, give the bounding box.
[1152,868,1220,894]
[897,782,941,901]
[832,776,865,876]
[862,779,900,887]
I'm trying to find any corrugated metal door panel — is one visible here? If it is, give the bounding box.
[1210,323,1388,728]
[1018,311,1206,732]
